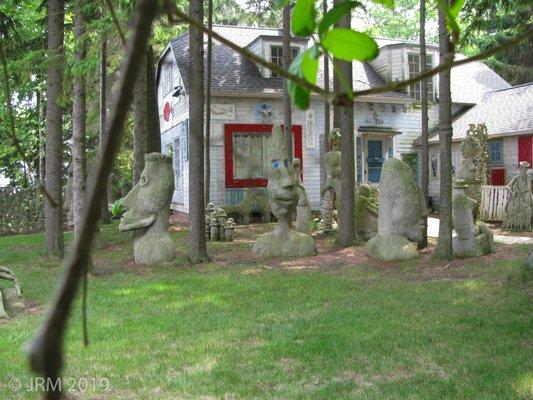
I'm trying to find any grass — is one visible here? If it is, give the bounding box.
[0,222,531,399]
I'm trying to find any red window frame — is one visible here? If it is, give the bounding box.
[225,123,303,188]
[518,135,533,165]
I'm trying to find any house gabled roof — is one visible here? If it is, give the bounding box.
[167,25,411,102]
[428,83,533,143]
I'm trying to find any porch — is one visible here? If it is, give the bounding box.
[356,126,400,184]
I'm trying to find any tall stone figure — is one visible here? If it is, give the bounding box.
[365,158,428,261]
[452,180,494,257]
[119,153,176,264]
[252,125,317,257]
[320,129,341,232]
[503,161,532,231]
[293,158,311,234]
[0,267,25,319]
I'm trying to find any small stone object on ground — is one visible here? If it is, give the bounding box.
[119,153,176,264]
[0,267,25,319]
[365,158,428,261]
[252,125,316,258]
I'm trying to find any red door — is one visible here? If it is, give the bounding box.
[491,168,505,185]
[518,136,533,165]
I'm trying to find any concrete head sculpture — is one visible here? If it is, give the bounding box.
[452,179,494,257]
[365,158,428,260]
[0,267,24,319]
[320,129,342,232]
[119,153,175,264]
[252,125,316,258]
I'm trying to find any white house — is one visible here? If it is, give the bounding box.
[156,25,509,213]
[423,83,533,200]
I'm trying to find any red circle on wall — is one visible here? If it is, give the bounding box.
[163,102,171,122]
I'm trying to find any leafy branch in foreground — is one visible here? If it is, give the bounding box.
[168,1,532,109]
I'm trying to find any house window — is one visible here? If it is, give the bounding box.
[225,124,303,188]
[161,62,173,96]
[408,53,434,101]
[271,46,299,77]
[489,139,503,165]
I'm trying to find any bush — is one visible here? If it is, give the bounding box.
[111,198,125,219]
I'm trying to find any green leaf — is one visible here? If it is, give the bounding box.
[291,0,317,36]
[300,48,319,84]
[321,29,379,61]
[450,0,465,18]
[287,51,313,110]
[370,0,394,8]
[288,81,311,109]
[437,0,461,34]
[318,1,362,38]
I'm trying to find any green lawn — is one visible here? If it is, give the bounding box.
[0,223,531,399]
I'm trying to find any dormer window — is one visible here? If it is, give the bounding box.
[408,53,434,101]
[270,45,299,77]
[161,61,174,96]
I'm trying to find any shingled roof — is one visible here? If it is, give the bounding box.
[167,25,411,101]
[428,83,533,143]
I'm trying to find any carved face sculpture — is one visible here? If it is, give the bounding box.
[119,153,174,232]
[267,125,299,221]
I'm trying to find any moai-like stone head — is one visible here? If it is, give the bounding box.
[119,153,174,233]
[267,125,299,223]
[119,153,175,264]
[377,158,428,243]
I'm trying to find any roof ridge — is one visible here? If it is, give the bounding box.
[491,82,533,93]
[212,24,280,30]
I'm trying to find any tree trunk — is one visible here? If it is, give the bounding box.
[99,30,112,223]
[435,1,453,259]
[419,0,429,249]
[188,0,209,263]
[72,0,87,239]
[336,0,356,246]
[332,61,341,129]
[282,5,293,158]
[146,46,161,153]
[36,90,43,183]
[205,0,213,203]
[322,0,330,185]
[133,52,148,184]
[44,0,65,257]
[99,31,112,223]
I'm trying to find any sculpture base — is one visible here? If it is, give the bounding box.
[365,234,419,261]
[133,232,175,264]
[453,222,494,258]
[252,230,317,258]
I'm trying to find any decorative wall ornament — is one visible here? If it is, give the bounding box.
[210,103,235,120]
[305,109,316,149]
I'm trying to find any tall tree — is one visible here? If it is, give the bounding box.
[188,0,209,263]
[322,0,330,147]
[419,0,429,249]
[336,0,356,247]
[282,4,293,157]
[44,0,65,257]
[99,10,112,223]
[435,1,453,259]
[72,0,87,238]
[146,46,161,153]
[132,51,147,184]
[205,0,213,203]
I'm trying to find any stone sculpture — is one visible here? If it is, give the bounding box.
[252,125,317,258]
[355,183,378,241]
[222,189,271,224]
[365,158,428,261]
[204,204,236,241]
[456,123,490,207]
[320,129,341,232]
[452,180,494,258]
[119,153,175,264]
[293,158,311,234]
[503,161,532,231]
[0,267,25,319]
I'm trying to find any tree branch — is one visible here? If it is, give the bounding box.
[104,0,126,46]
[25,1,157,398]
[167,3,532,106]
